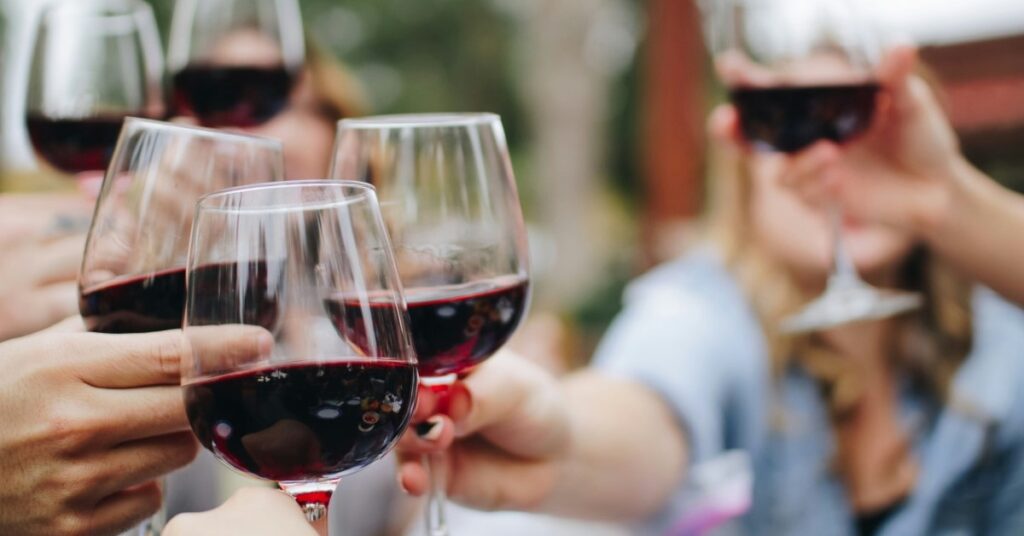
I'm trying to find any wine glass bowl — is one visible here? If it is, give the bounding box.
[79,118,284,334]
[168,0,305,127]
[26,0,164,174]
[183,181,418,525]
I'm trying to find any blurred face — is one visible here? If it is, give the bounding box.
[205,30,338,179]
[746,150,916,287]
[246,80,337,180]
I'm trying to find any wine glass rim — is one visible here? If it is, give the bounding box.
[41,0,152,20]
[339,112,501,129]
[197,179,377,214]
[122,117,283,149]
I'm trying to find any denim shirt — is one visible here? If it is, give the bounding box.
[594,252,1024,536]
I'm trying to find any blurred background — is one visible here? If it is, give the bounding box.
[3,0,1024,362]
[2,0,1024,533]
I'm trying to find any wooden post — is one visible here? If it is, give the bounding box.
[641,0,707,265]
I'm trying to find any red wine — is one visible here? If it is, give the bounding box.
[172,65,295,127]
[80,262,277,334]
[26,115,127,173]
[80,268,187,334]
[729,83,880,153]
[184,360,417,482]
[328,278,530,377]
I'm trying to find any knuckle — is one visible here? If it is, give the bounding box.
[154,335,185,380]
[43,402,100,454]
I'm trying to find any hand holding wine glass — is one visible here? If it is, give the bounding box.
[774,46,965,234]
[395,351,570,511]
[331,113,531,536]
[701,0,922,333]
[0,327,267,536]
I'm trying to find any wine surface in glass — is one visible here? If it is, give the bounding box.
[80,267,187,334]
[172,65,294,127]
[81,261,279,334]
[26,115,129,173]
[327,277,530,377]
[184,360,417,482]
[730,83,879,153]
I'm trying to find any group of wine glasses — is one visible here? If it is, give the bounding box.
[701,0,922,332]
[78,112,528,536]
[26,0,304,176]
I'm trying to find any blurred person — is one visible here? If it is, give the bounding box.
[392,46,1024,536]
[0,323,270,536]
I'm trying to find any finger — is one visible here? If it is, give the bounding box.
[183,325,275,379]
[447,437,557,511]
[79,481,163,536]
[876,45,917,96]
[0,282,79,341]
[780,141,840,190]
[30,233,87,285]
[396,415,454,455]
[74,432,198,502]
[69,330,189,389]
[41,315,87,334]
[455,353,568,460]
[91,385,194,444]
[707,104,744,147]
[397,459,429,496]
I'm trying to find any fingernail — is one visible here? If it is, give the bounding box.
[416,416,444,441]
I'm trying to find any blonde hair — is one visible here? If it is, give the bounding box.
[704,133,973,419]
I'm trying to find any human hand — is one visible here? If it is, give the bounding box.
[0,192,92,341]
[746,46,971,234]
[396,351,571,511]
[0,327,270,536]
[164,488,317,536]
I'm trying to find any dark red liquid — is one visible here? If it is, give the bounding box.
[730,83,880,153]
[80,268,187,333]
[26,115,127,173]
[172,65,295,127]
[184,360,417,482]
[328,278,530,377]
[80,262,277,334]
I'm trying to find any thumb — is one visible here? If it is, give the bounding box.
[456,351,569,460]
[71,326,272,389]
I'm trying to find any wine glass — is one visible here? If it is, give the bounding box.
[78,120,282,535]
[26,0,164,176]
[168,0,305,127]
[183,180,419,536]
[700,0,921,333]
[331,113,531,536]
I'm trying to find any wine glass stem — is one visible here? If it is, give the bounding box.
[289,487,334,536]
[828,203,864,289]
[425,451,450,536]
[421,376,456,536]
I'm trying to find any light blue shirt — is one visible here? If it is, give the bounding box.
[594,251,1024,535]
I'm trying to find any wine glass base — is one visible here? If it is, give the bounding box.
[780,286,922,334]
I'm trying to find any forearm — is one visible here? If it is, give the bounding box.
[921,159,1024,306]
[540,371,688,521]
